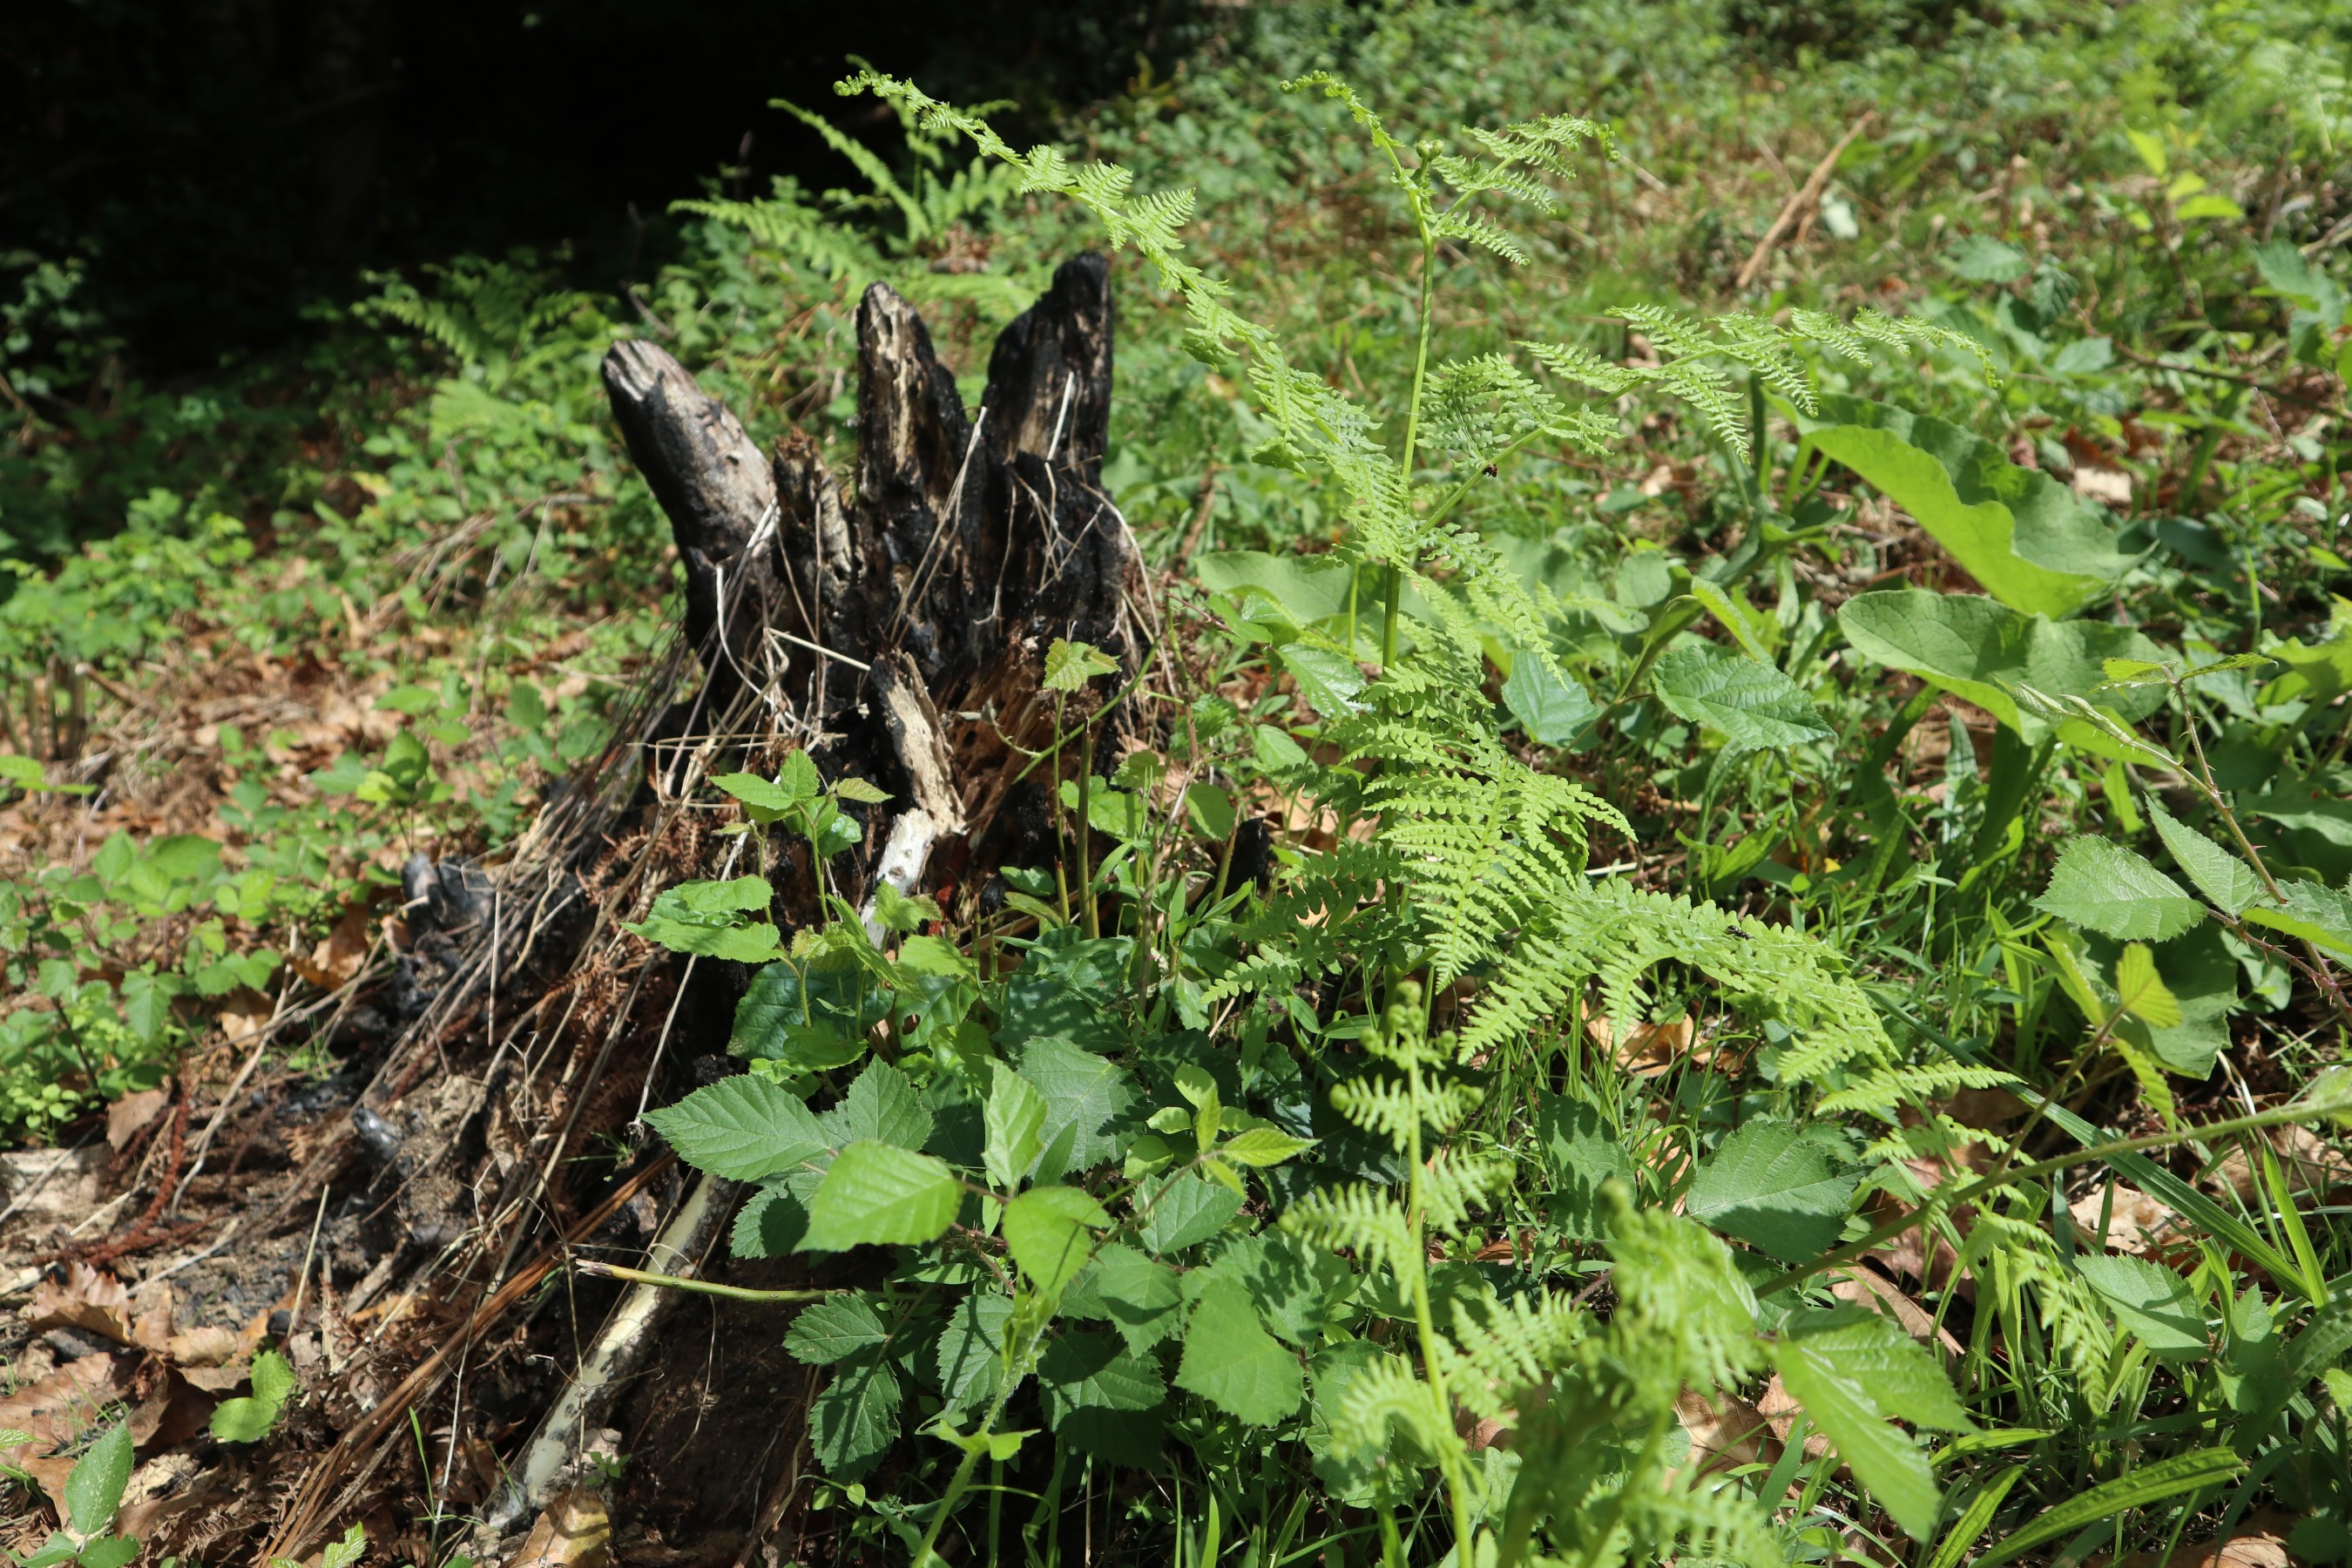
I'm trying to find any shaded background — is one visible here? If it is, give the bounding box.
[1,0,1209,375]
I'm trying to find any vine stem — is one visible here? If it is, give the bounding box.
[571,1259,836,1303]
[1757,1096,2343,1298]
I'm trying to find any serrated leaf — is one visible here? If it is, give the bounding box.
[1175,1274,1303,1426]
[785,1294,893,1365]
[2076,1253,2208,1361]
[2240,879,2352,960]
[1652,643,1831,753]
[798,1141,963,1252]
[808,1355,902,1480]
[1136,1173,1244,1254]
[825,1058,933,1150]
[935,1290,1013,1411]
[1770,1338,1940,1540]
[1783,1308,1973,1431]
[2113,943,2182,1028]
[645,1075,829,1182]
[731,1176,816,1259]
[2147,801,2262,916]
[1070,1245,1186,1354]
[1685,1119,1858,1263]
[64,1422,134,1535]
[1003,1185,1110,1296]
[1536,1092,1637,1241]
[984,1061,1049,1191]
[1038,1331,1166,1424]
[1044,638,1119,692]
[1016,1037,1139,1180]
[2033,837,2204,942]
[833,775,891,804]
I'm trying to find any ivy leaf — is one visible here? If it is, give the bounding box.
[1685,1119,1857,1263]
[1651,643,1831,753]
[1769,1337,1940,1540]
[798,1141,963,1252]
[2034,837,2205,942]
[645,1075,828,1182]
[2147,801,2261,916]
[1003,1184,1110,1296]
[1135,1173,1244,1255]
[1175,1274,1303,1426]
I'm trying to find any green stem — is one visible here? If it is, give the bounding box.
[1402,1048,1477,1563]
[1078,722,1099,941]
[1758,1097,2341,1298]
[571,1260,836,1303]
[1384,226,1440,672]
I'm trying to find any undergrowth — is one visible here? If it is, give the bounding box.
[5,1,2352,1565]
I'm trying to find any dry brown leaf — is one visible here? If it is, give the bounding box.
[292,901,375,990]
[105,1087,171,1152]
[509,1487,613,1568]
[1673,1388,1785,1477]
[26,1262,137,1344]
[1755,1374,1835,1461]
[167,1326,243,1369]
[2105,1515,2295,1568]
[2072,466,2134,507]
[2069,1184,2180,1256]
[1828,1267,1964,1360]
[0,1350,133,1503]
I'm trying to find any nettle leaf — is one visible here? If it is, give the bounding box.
[645,1074,829,1182]
[1535,1092,1636,1241]
[1135,1172,1246,1255]
[1651,641,1830,753]
[731,1173,821,1259]
[2148,801,2261,916]
[823,1058,934,1150]
[798,1141,963,1252]
[1837,589,2164,745]
[1783,1308,1974,1431]
[808,1354,902,1480]
[1175,1274,1304,1426]
[1684,1118,1858,1263]
[2076,1253,2209,1362]
[2034,837,2204,942]
[1016,1037,1140,1180]
[984,1060,1049,1190]
[1066,1244,1186,1354]
[785,1294,893,1365]
[1003,1184,1111,1296]
[1769,1336,1940,1540]
[1501,653,1598,748]
[1800,394,2132,617]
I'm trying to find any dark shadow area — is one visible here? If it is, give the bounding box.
[1,0,1206,376]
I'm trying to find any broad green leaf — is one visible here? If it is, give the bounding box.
[711,771,799,822]
[2148,802,2261,916]
[2113,943,2181,1028]
[1837,589,2164,742]
[1770,1337,1941,1540]
[1136,1172,1245,1254]
[1202,1231,1353,1347]
[2075,1253,2208,1362]
[1686,1119,1859,1263]
[64,1421,134,1536]
[1196,550,1356,630]
[785,1294,893,1365]
[2240,879,2352,961]
[1038,1331,1166,1425]
[209,1348,298,1443]
[1279,644,1368,718]
[320,1524,368,1568]
[1003,1184,1110,1295]
[731,1176,816,1258]
[833,774,891,804]
[1217,1126,1316,1166]
[808,1355,902,1480]
[1801,395,2132,616]
[1535,1092,1636,1241]
[1784,1308,1974,1431]
[824,1058,933,1150]
[2033,837,2204,942]
[625,877,784,962]
[798,1141,963,1252]
[983,1060,1049,1190]
[1651,643,1831,753]
[1175,1274,1303,1426]
[1502,654,1598,747]
[1687,578,1775,661]
[729,961,878,1073]
[78,1538,141,1568]
[2244,781,2352,848]
[2260,601,2352,706]
[1066,1244,1187,1354]
[1015,1037,1139,1180]
[1184,782,1235,840]
[645,1075,828,1182]
[1973,1449,2244,1568]
[1044,637,1119,692]
[935,1290,1013,1411]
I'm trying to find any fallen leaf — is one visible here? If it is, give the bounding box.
[1674,1388,1787,1477]
[26,1262,137,1344]
[1828,1266,1965,1360]
[2105,1516,2295,1568]
[2068,1184,2180,1256]
[2072,466,2134,507]
[0,1351,134,1502]
[106,1088,171,1152]
[292,901,375,990]
[511,1487,613,1568]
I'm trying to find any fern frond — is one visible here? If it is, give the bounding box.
[1282,1184,1417,1274]
[1430,210,1532,265]
[1328,1352,1456,1466]
[1420,1147,1511,1233]
[1443,1290,1587,1420]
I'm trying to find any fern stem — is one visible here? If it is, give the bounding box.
[1386,223,1440,671]
[1402,1046,1477,1564]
